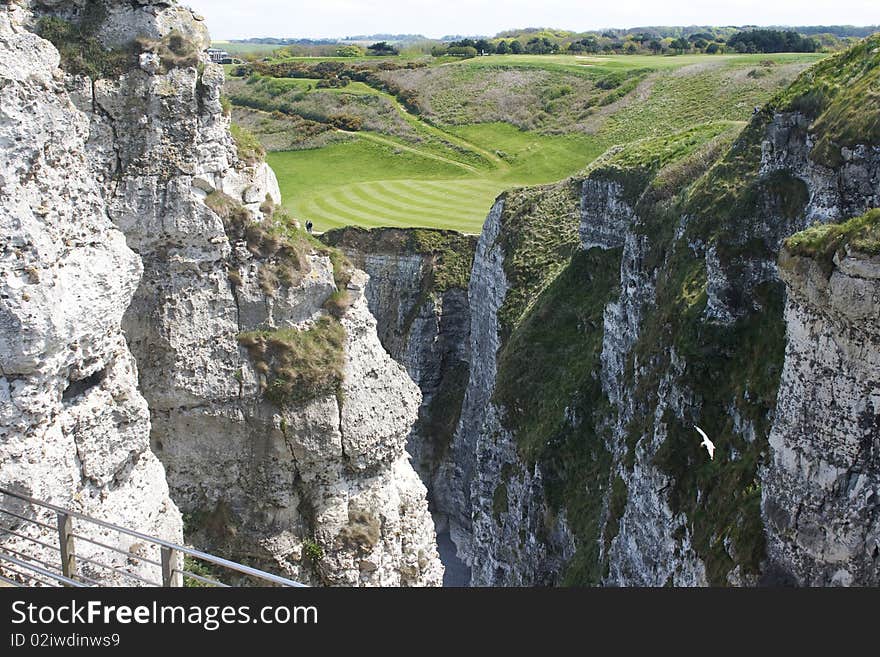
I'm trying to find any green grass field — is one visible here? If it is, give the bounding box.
[267,122,607,232]
[213,41,281,56]
[243,52,825,233]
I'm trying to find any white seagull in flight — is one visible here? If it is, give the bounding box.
[694,425,715,460]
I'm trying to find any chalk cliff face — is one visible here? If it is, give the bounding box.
[428,38,880,586]
[438,201,512,571]
[0,0,442,586]
[765,241,880,586]
[0,3,180,585]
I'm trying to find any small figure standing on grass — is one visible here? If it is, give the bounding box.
[306,220,313,234]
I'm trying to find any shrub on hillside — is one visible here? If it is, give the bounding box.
[327,113,363,131]
[447,46,478,58]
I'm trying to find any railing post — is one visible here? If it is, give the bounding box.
[56,512,76,582]
[161,546,182,587]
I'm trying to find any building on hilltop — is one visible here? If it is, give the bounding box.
[206,47,233,64]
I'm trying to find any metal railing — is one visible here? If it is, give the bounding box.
[0,487,305,588]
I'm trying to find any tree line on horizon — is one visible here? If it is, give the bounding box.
[228,25,874,59]
[427,29,822,58]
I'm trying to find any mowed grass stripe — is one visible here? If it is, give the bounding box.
[354,180,499,222]
[376,178,504,208]
[338,186,458,224]
[371,179,490,207]
[343,182,458,215]
[295,181,492,231]
[418,178,507,195]
[312,192,472,230]
[298,196,371,226]
[353,181,491,216]
[338,179,496,215]
[308,190,459,227]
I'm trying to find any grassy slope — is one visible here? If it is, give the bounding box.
[771,33,880,166]
[242,52,823,232]
[485,123,745,584]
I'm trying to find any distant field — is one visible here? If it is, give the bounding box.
[213,41,280,56]
[457,52,823,73]
[234,52,826,233]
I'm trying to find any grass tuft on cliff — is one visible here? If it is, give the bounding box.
[135,31,201,73]
[784,208,880,271]
[230,123,267,166]
[206,190,313,293]
[37,13,137,79]
[238,316,346,406]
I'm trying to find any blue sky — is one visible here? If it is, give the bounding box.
[184,0,879,40]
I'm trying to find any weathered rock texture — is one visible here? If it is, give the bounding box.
[437,201,507,566]
[0,2,180,586]
[764,247,880,586]
[319,228,475,531]
[0,0,442,587]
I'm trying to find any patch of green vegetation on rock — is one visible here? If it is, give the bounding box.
[319,226,476,294]
[589,122,742,206]
[680,117,809,285]
[492,482,509,523]
[683,115,772,232]
[495,180,583,337]
[37,9,137,79]
[238,316,346,406]
[494,248,622,585]
[410,229,476,292]
[230,123,267,166]
[183,556,225,587]
[302,538,324,562]
[771,34,880,167]
[784,208,880,273]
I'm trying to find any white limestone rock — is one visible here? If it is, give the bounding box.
[54,0,439,587]
[763,249,880,585]
[0,4,181,586]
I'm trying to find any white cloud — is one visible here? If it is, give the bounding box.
[183,0,879,40]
